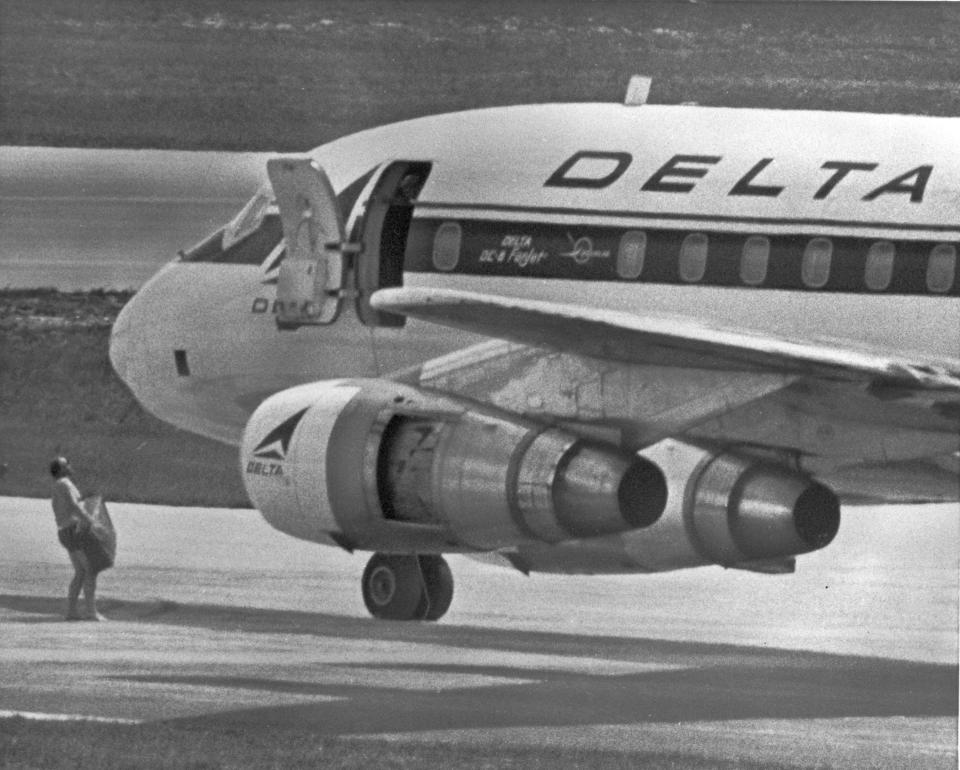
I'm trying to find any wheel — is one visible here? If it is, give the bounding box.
[418,554,454,621]
[361,553,424,620]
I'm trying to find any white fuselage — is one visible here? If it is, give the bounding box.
[110,103,960,445]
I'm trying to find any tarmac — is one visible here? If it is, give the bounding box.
[1,496,956,767]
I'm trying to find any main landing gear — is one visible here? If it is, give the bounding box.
[361,553,454,621]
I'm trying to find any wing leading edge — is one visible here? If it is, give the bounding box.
[372,287,960,396]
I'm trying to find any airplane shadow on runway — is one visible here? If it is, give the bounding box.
[2,592,956,734]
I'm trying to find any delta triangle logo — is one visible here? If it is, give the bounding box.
[252,408,308,461]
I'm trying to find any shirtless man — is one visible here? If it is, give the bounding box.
[50,457,103,621]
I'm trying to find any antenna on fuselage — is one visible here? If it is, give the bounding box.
[624,75,652,106]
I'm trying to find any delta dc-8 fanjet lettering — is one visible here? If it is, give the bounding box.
[110,78,960,620]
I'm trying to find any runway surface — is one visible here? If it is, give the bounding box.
[1,496,956,767]
[0,147,271,289]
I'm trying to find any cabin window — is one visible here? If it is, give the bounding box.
[864,241,895,291]
[679,233,708,282]
[617,231,646,279]
[432,222,461,272]
[801,237,832,288]
[740,236,770,286]
[927,243,957,293]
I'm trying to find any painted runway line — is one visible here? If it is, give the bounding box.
[0,711,142,724]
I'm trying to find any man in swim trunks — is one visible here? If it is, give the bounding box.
[50,457,103,621]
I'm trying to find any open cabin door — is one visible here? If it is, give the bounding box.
[267,158,346,329]
[350,161,431,327]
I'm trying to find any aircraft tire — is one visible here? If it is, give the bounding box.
[361,553,425,620]
[418,554,454,621]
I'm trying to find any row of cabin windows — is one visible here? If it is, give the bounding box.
[616,232,958,293]
[190,209,959,295]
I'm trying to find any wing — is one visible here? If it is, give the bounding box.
[372,287,960,393]
[373,287,960,505]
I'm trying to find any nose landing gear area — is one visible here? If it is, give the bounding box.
[361,553,454,621]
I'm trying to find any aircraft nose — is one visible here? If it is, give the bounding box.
[109,294,135,383]
[108,261,176,395]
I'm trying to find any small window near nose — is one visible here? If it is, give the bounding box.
[174,349,190,377]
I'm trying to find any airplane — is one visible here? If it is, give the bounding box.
[109,77,960,621]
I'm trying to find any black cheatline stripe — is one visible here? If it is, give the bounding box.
[413,201,960,235]
[402,218,960,296]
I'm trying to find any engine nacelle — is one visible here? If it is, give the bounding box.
[241,379,668,551]
[513,440,841,574]
[640,439,840,568]
[689,450,840,565]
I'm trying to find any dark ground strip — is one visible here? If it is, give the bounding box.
[3,592,956,736]
[2,1,958,151]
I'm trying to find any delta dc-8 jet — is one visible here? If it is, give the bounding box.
[109,78,960,620]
